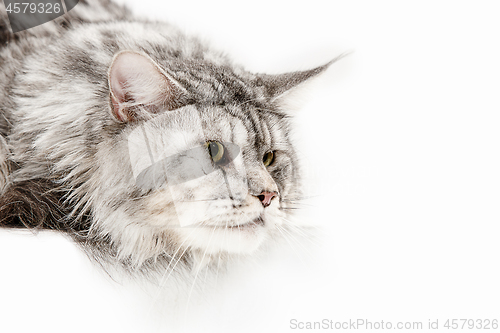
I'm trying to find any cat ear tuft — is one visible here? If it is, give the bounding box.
[259,54,347,101]
[108,51,187,122]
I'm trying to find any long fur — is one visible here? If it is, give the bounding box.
[0,0,331,278]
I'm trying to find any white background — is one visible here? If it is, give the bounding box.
[1,0,500,332]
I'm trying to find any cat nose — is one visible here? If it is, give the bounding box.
[256,191,278,207]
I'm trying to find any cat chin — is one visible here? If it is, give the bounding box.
[171,207,285,255]
[175,222,270,255]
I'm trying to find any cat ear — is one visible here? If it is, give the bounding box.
[259,54,346,101]
[108,51,187,122]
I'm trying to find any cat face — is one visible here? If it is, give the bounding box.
[127,104,292,255]
[96,107,295,263]
[79,50,330,266]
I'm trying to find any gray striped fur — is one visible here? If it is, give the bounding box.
[0,0,331,277]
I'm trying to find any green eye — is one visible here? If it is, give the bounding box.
[263,151,274,167]
[206,141,225,164]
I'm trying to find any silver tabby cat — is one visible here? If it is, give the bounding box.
[0,0,332,276]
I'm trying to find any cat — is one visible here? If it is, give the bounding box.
[0,0,336,277]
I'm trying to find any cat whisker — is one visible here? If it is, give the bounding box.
[280,219,322,247]
[281,194,322,202]
[282,215,324,235]
[279,226,323,255]
[184,224,218,322]
[274,224,304,260]
[275,224,317,264]
[149,235,196,313]
[156,224,202,289]
[175,198,220,203]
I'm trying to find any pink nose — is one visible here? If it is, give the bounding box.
[257,191,277,207]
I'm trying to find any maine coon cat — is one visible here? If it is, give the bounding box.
[0,0,335,277]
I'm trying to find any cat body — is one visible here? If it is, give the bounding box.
[0,0,331,275]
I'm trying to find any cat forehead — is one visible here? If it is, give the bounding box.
[139,105,291,149]
[197,105,290,145]
[163,62,269,106]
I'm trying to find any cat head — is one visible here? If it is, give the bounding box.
[86,50,331,268]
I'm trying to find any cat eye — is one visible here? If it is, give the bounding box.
[263,151,275,167]
[206,141,225,164]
